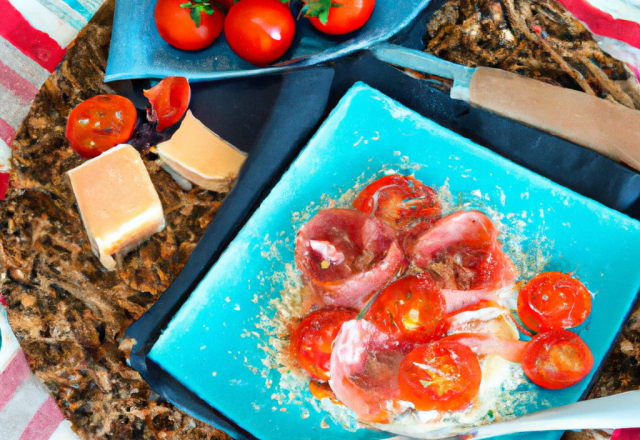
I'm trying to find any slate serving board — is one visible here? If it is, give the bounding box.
[145,83,640,440]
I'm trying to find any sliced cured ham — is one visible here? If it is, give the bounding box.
[329,319,410,423]
[295,209,406,309]
[443,332,526,364]
[410,210,517,292]
[363,274,514,347]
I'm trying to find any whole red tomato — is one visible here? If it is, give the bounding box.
[309,0,375,35]
[155,0,225,51]
[224,0,295,66]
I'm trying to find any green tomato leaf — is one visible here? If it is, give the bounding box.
[190,7,202,27]
[303,0,332,24]
[203,3,214,14]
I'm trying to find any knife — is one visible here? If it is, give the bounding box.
[370,43,640,173]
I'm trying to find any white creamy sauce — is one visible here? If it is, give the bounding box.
[448,307,506,325]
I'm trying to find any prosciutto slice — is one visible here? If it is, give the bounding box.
[295,209,406,308]
[443,333,526,364]
[410,210,517,292]
[329,319,410,423]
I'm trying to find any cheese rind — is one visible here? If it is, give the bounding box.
[157,110,247,192]
[68,144,166,271]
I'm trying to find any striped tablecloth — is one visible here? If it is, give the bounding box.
[1,307,79,440]
[0,0,640,439]
[0,0,105,199]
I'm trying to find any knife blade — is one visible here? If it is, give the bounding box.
[370,43,640,173]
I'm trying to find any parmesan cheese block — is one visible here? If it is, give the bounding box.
[68,144,166,271]
[157,110,247,192]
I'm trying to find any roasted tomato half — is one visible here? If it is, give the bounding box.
[224,0,295,66]
[522,329,593,389]
[155,0,225,51]
[353,175,441,239]
[365,274,445,345]
[66,95,137,159]
[144,76,191,131]
[308,0,376,35]
[398,339,482,412]
[290,309,357,381]
[517,272,592,333]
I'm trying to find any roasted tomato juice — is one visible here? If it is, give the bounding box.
[282,173,593,427]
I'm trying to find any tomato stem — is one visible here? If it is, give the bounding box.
[180,0,215,27]
[300,0,343,25]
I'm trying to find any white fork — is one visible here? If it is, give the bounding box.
[387,390,640,439]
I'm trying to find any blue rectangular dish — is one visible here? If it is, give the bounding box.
[147,83,640,440]
[105,0,432,82]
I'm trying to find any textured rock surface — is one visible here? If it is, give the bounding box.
[1,0,638,439]
[1,1,228,438]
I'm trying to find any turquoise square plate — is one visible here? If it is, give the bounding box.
[149,83,640,440]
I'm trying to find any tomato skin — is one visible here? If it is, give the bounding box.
[365,274,446,345]
[290,309,357,381]
[65,95,137,159]
[398,340,482,412]
[217,0,236,11]
[353,175,441,239]
[224,0,295,66]
[522,329,593,389]
[517,272,592,333]
[309,0,375,35]
[155,0,225,51]
[144,76,191,131]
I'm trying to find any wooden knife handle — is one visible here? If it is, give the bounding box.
[469,67,640,172]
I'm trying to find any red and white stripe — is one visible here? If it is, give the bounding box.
[0,0,90,197]
[557,0,640,77]
[0,308,80,440]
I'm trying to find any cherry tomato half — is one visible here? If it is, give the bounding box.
[365,274,445,344]
[398,339,482,412]
[65,95,137,159]
[225,0,295,66]
[155,0,225,51]
[309,0,376,35]
[290,309,357,381]
[517,272,592,333]
[144,76,191,131]
[353,175,441,237]
[522,329,593,389]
